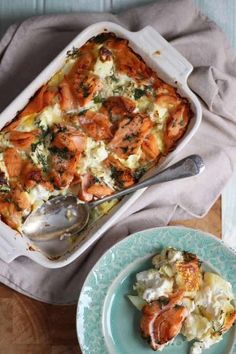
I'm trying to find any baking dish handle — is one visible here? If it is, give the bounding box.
[130,26,193,84]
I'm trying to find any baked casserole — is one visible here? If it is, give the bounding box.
[0,32,192,232]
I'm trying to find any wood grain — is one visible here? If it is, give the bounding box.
[170,197,221,238]
[0,198,221,354]
[0,286,81,354]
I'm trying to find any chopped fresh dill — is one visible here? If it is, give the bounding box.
[133,167,147,181]
[110,74,119,82]
[66,47,81,59]
[92,33,112,44]
[111,167,124,188]
[93,95,105,104]
[134,86,153,100]
[82,85,90,98]
[31,141,41,152]
[123,133,138,142]
[121,146,129,153]
[0,184,11,193]
[41,127,51,138]
[134,88,146,100]
[78,109,88,116]
[36,152,48,172]
[113,86,123,95]
[49,146,70,160]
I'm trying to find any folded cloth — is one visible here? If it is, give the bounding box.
[0,0,236,304]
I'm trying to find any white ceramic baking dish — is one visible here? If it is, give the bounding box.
[0,22,202,268]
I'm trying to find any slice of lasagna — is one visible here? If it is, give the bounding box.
[129,248,236,353]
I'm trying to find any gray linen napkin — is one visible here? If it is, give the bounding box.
[0,0,236,304]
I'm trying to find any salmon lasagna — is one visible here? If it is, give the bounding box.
[0,32,192,232]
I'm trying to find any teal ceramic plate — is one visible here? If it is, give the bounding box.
[76,226,236,354]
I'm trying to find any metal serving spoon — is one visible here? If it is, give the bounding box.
[22,155,204,242]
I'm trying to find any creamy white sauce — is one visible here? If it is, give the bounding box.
[101,72,135,99]
[28,185,51,205]
[142,278,173,302]
[182,313,211,340]
[15,114,37,132]
[27,185,64,210]
[37,103,62,130]
[94,58,113,79]
[135,269,173,302]
[48,58,76,87]
[0,132,13,146]
[155,104,168,120]
[0,152,9,180]
[182,298,196,314]
[78,138,108,174]
[190,337,221,354]
[77,137,114,188]
[196,285,233,318]
[115,150,141,170]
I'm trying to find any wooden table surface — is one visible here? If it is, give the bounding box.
[0,1,231,353]
[0,198,221,354]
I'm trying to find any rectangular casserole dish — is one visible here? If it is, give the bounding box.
[0,22,202,268]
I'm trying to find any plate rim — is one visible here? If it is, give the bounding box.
[76,225,236,353]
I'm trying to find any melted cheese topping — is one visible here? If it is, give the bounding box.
[0,132,12,148]
[77,138,108,174]
[135,269,174,302]
[37,104,62,130]
[16,114,37,132]
[94,58,114,79]
[48,58,76,87]
[30,142,49,169]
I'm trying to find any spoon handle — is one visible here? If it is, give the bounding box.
[90,155,204,208]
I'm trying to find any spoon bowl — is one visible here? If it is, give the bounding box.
[23,195,90,241]
[22,155,205,241]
